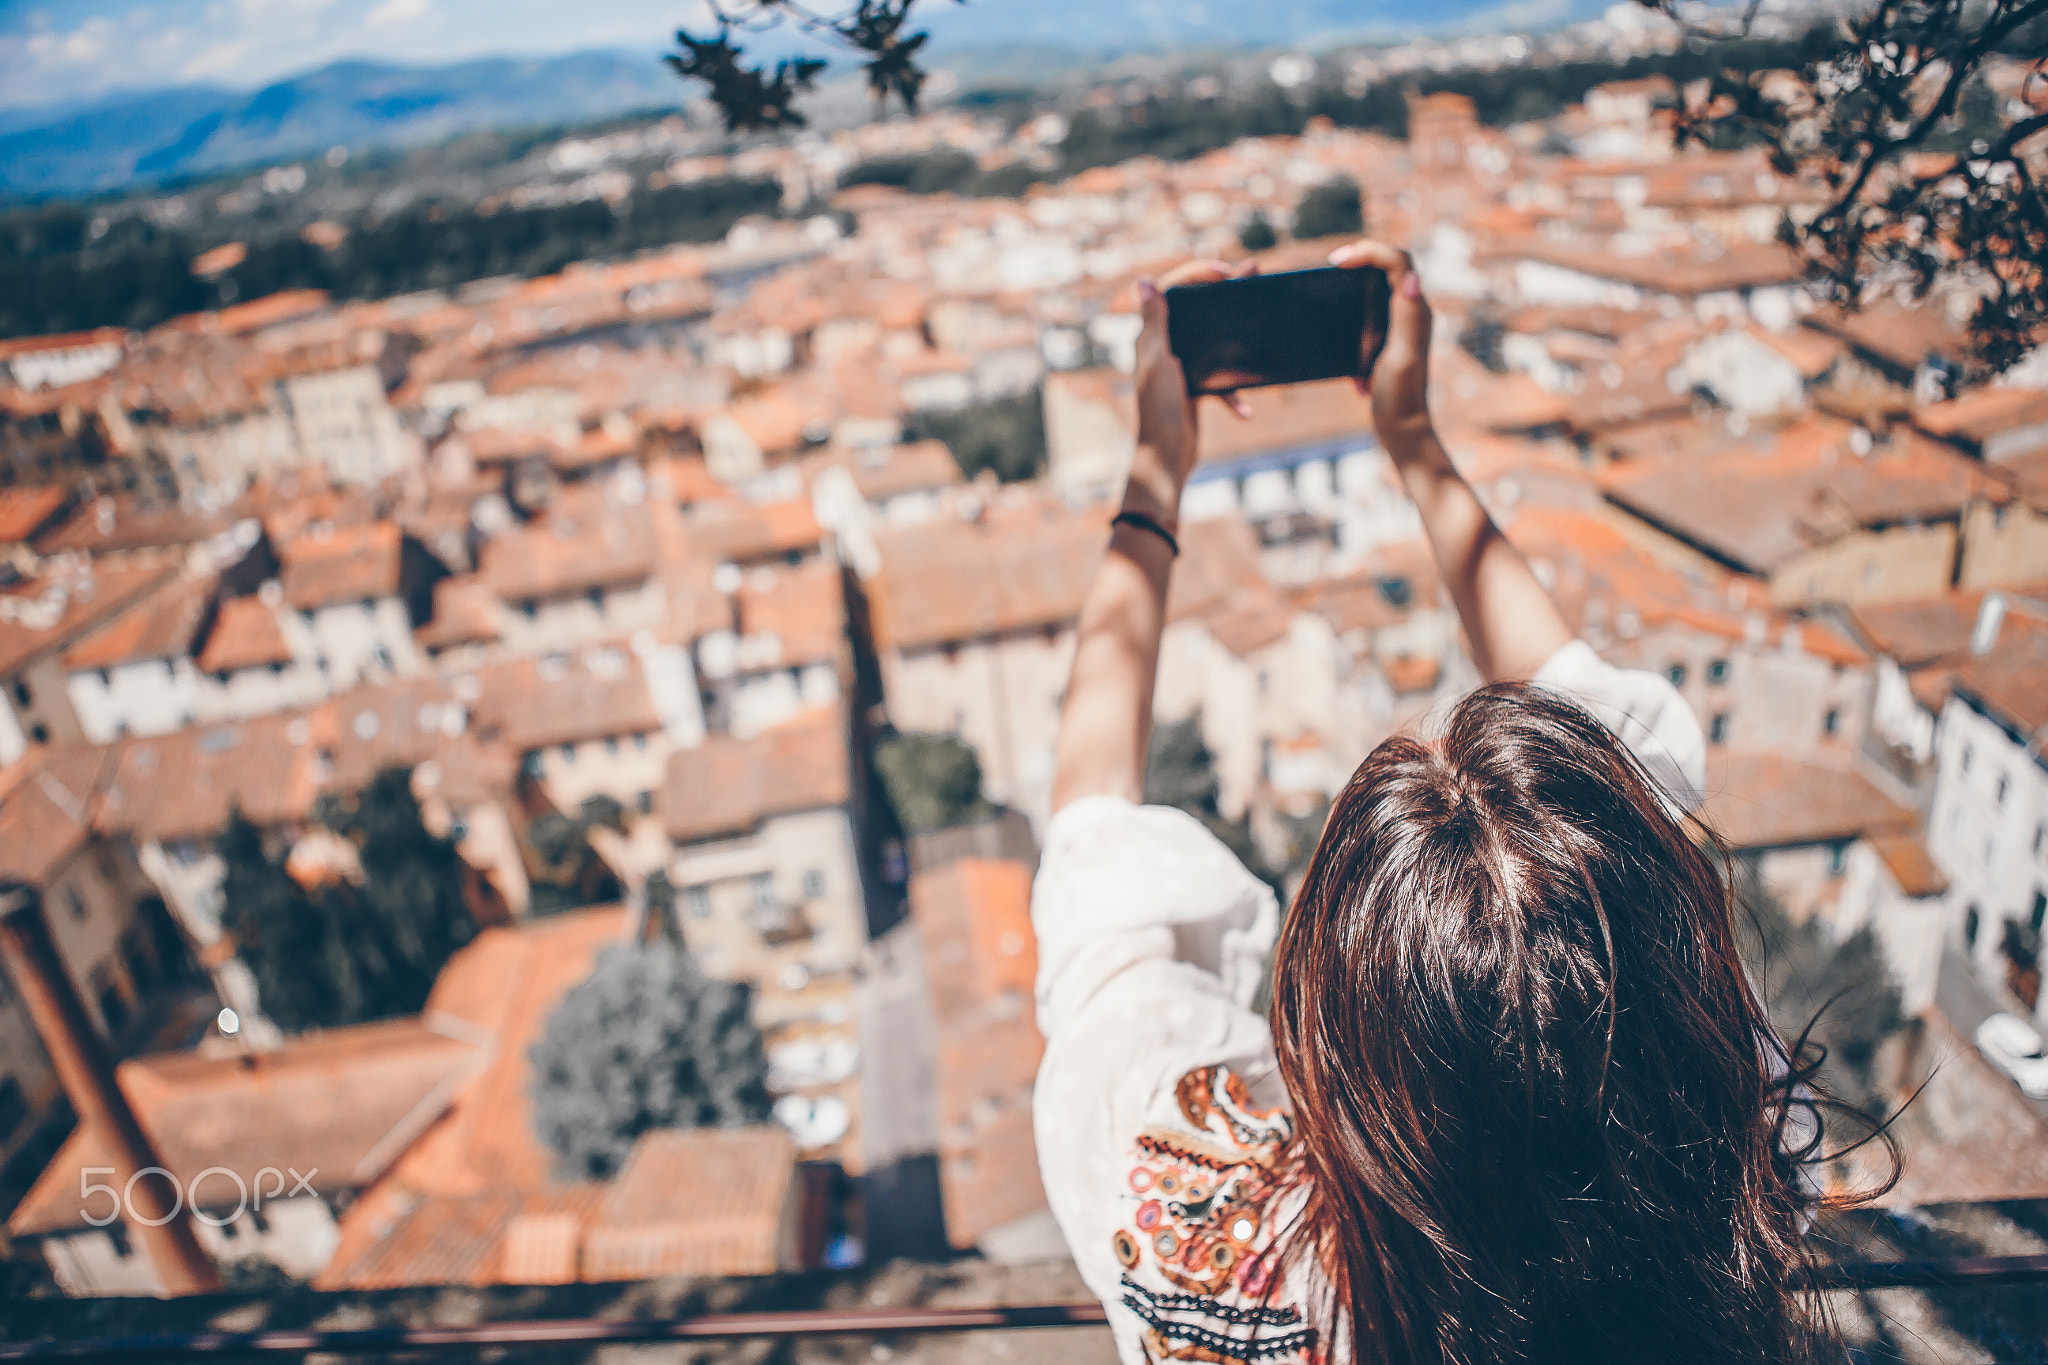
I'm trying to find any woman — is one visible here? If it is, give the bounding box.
[1032,241,1835,1365]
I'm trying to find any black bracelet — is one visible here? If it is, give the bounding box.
[1111,509,1180,557]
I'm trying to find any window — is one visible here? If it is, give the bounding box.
[2032,890,2046,937]
[1708,713,1729,745]
[2036,823,2046,860]
[1995,774,2009,807]
[635,790,653,815]
[684,885,712,920]
[1823,708,1841,737]
[65,887,87,920]
[604,736,620,756]
[587,587,605,611]
[1965,905,1982,948]
[1828,843,1847,876]
[11,680,30,707]
[750,874,778,915]
[1667,663,1687,687]
[633,733,648,753]
[558,743,577,764]
[249,1205,270,1235]
[1961,743,1974,773]
[802,869,826,900]
[106,1222,131,1259]
[523,599,540,621]
[0,1078,26,1142]
[1706,659,1729,685]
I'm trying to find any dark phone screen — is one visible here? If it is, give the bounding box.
[1166,266,1390,396]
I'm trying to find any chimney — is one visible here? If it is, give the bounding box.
[1970,591,2007,657]
[0,887,219,1295]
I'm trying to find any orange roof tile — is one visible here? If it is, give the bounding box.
[662,704,849,843]
[480,486,661,604]
[197,594,294,673]
[0,560,183,678]
[1701,751,1914,850]
[735,561,845,668]
[415,574,502,651]
[579,1127,797,1281]
[279,521,403,610]
[872,499,1105,652]
[1866,832,1947,898]
[9,1017,485,1238]
[469,652,662,752]
[60,573,215,671]
[0,486,69,544]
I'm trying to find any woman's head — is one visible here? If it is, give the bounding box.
[1269,684,1825,1365]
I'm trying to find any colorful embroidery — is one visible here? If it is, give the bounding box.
[1113,1065,1316,1364]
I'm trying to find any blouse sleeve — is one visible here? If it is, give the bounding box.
[1533,639,1707,814]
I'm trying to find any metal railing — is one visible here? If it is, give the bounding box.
[4,1255,2046,1362]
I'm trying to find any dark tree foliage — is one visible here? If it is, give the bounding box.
[872,731,995,834]
[1144,717,1292,900]
[1641,0,2048,372]
[1732,863,1907,1120]
[837,149,1046,198]
[1237,210,1279,252]
[665,0,956,133]
[528,940,773,1179]
[1291,175,1364,240]
[217,770,475,1034]
[0,177,779,340]
[910,387,1045,483]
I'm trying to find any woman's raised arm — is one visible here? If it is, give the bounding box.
[1330,240,1573,682]
[1049,261,1246,815]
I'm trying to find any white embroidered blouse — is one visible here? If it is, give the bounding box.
[1029,641,1709,1365]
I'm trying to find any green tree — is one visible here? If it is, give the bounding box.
[873,731,995,834]
[219,769,476,1034]
[1237,210,1279,253]
[1144,718,1294,899]
[911,389,1047,484]
[1733,865,1907,1119]
[528,941,773,1179]
[1291,176,1364,241]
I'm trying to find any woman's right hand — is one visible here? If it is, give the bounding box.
[1329,239,1435,462]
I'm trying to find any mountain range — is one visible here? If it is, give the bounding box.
[0,0,1590,199]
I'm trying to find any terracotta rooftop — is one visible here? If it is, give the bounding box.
[734,561,846,669]
[1805,302,1969,381]
[689,497,824,567]
[825,439,964,503]
[0,746,113,886]
[469,651,662,753]
[1846,586,2048,670]
[317,907,634,1289]
[662,703,849,843]
[1602,419,2007,574]
[578,1127,797,1281]
[481,486,663,604]
[0,486,69,545]
[909,857,1047,1250]
[9,1016,486,1238]
[1502,240,1807,298]
[0,561,183,678]
[95,711,318,842]
[1912,386,2048,459]
[1700,750,1915,851]
[197,593,294,674]
[33,495,231,558]
[279,521,403,611]
[1866,831,1948,899]
[872,499,1105,652]
[60,572,215,671]
[415,574,503,652]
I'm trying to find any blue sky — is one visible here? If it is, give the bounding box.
[0,0,716,110]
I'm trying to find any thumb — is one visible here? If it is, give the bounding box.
[1137,277,1167,332]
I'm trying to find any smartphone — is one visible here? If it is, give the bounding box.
[1166,266,1390,396]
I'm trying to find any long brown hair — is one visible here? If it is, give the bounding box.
[1269,683,1858,1365]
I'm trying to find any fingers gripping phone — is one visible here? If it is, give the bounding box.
[1165,266,1391,396]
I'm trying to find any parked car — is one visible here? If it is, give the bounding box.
[1975,1012,2048,1099]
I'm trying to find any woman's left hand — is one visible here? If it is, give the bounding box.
[1126,260,1255,521]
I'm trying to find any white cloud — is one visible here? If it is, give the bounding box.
[23,16,116,66]
[367,0,433,23]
